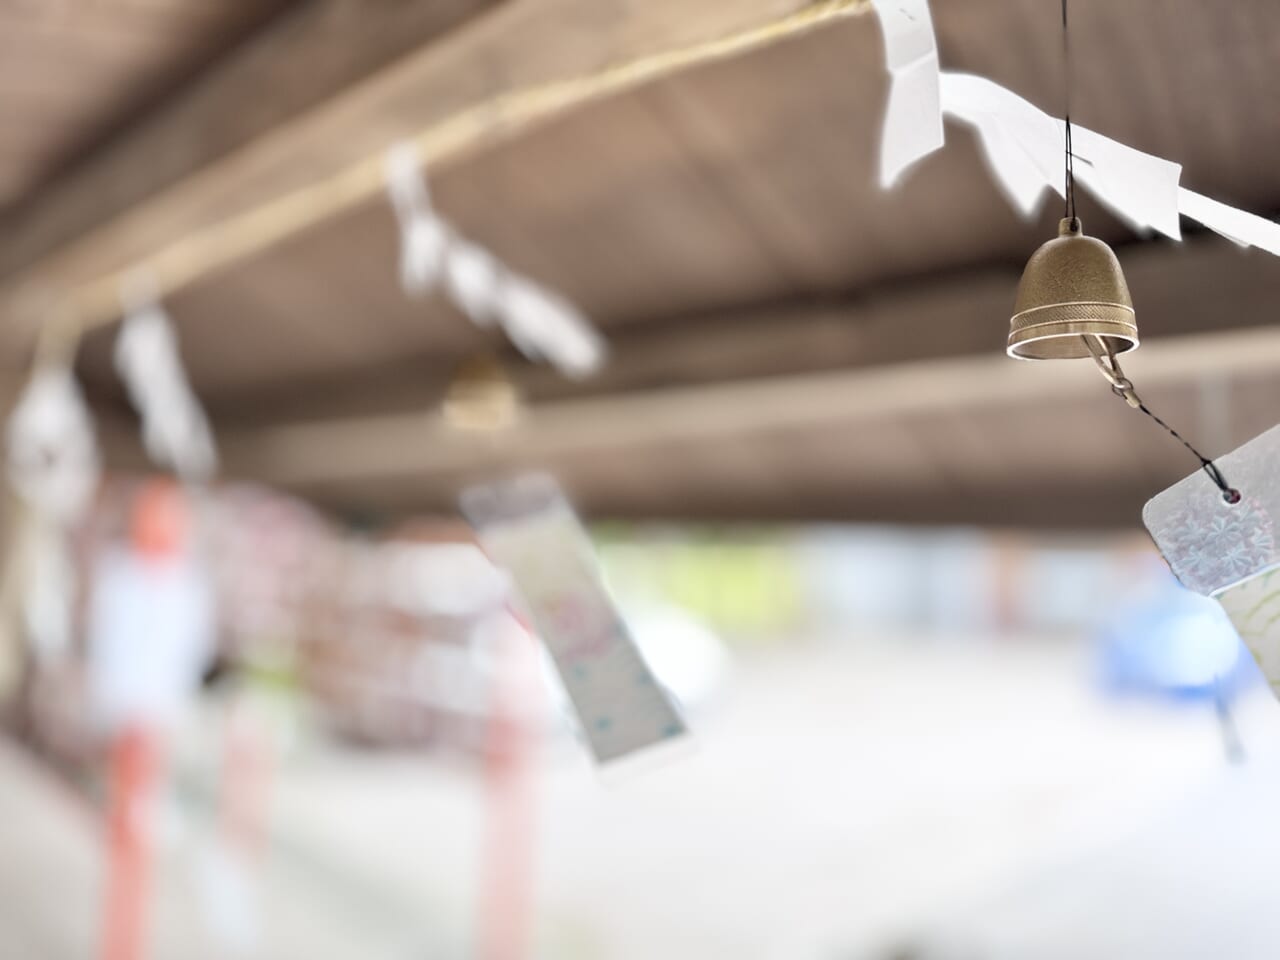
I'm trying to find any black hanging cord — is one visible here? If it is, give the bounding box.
[1084,336,1241,503]
[1061,0,1076,221]
[1130,392,1240,503]
[1061,5,1236,504]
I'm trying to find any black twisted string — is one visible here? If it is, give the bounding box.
[1061,0,1076,220]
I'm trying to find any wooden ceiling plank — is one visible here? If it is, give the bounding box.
[0,0,296,208]
[216,324,1280,492]
[0,0,499,282]
[0,0,872,342]
[165,231,1280,424]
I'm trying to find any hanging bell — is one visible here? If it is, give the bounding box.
[1007,217,1138,360]
[442,352,521,432]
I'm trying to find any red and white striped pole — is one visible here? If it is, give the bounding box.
[100,726,160,960]
[475,613,541,960]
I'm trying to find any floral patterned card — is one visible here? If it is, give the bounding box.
[1145,425,1280,690]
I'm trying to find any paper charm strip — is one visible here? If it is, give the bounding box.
[871,1,1280,256]
[6,365,101,660]
[115,296,218,483]
[871,0,944,190]
[7,366,100,523]
[461,474,687,766]
[1145,425,1280,694]
[385,143,606,379]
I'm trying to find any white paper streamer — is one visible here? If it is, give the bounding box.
[7,366,100,523]
[400,216,451,295]
[937,71,1062,209]
[6,365,101,660]
[872,1,1280,255]
[1178,188,1280,256]
[386,142,450,295]
[496,275,606,380]
[872,0,944,188]
[442,238,501,324]
[115,299,218,482]
[967,112,1051,217]
[880,54,944,189]
[1069,122,1182,239]
[385,143,606,377]
[940,73,1183,240]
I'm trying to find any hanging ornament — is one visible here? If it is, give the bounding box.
[1146,426,1280,699]
[5,332,101,662]
[1008,217,1137,361]
[1008,0,1141,364]
[442,353,522,433]
[115,290,218,483]
[1004,0,1141,365]
[384,142,607,378]
[1005,0,1239,507]
[460,474,688,767]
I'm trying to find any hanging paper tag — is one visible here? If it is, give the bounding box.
[1145,425,1280,690]
[116,299,218,482]
[461,475,687,765]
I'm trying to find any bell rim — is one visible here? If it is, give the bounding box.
[1006,327,1140,361]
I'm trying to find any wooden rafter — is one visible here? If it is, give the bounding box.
[0,0,870,348]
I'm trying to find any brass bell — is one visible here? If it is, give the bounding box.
[1007,217,1138,360]
[442,352,521,432]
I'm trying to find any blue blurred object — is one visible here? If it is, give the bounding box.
[1097,562,1257,701]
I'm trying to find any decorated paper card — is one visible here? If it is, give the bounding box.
[1145,425,1280,693]
[461,475,687,765]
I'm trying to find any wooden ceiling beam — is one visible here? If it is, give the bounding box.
[0,0,871,347]
[302,483,1161,531]
[215,323,1280,491]
[200,233,1280,424]
[0,0,500,339]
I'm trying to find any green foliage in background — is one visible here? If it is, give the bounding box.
[594,525,804,643]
